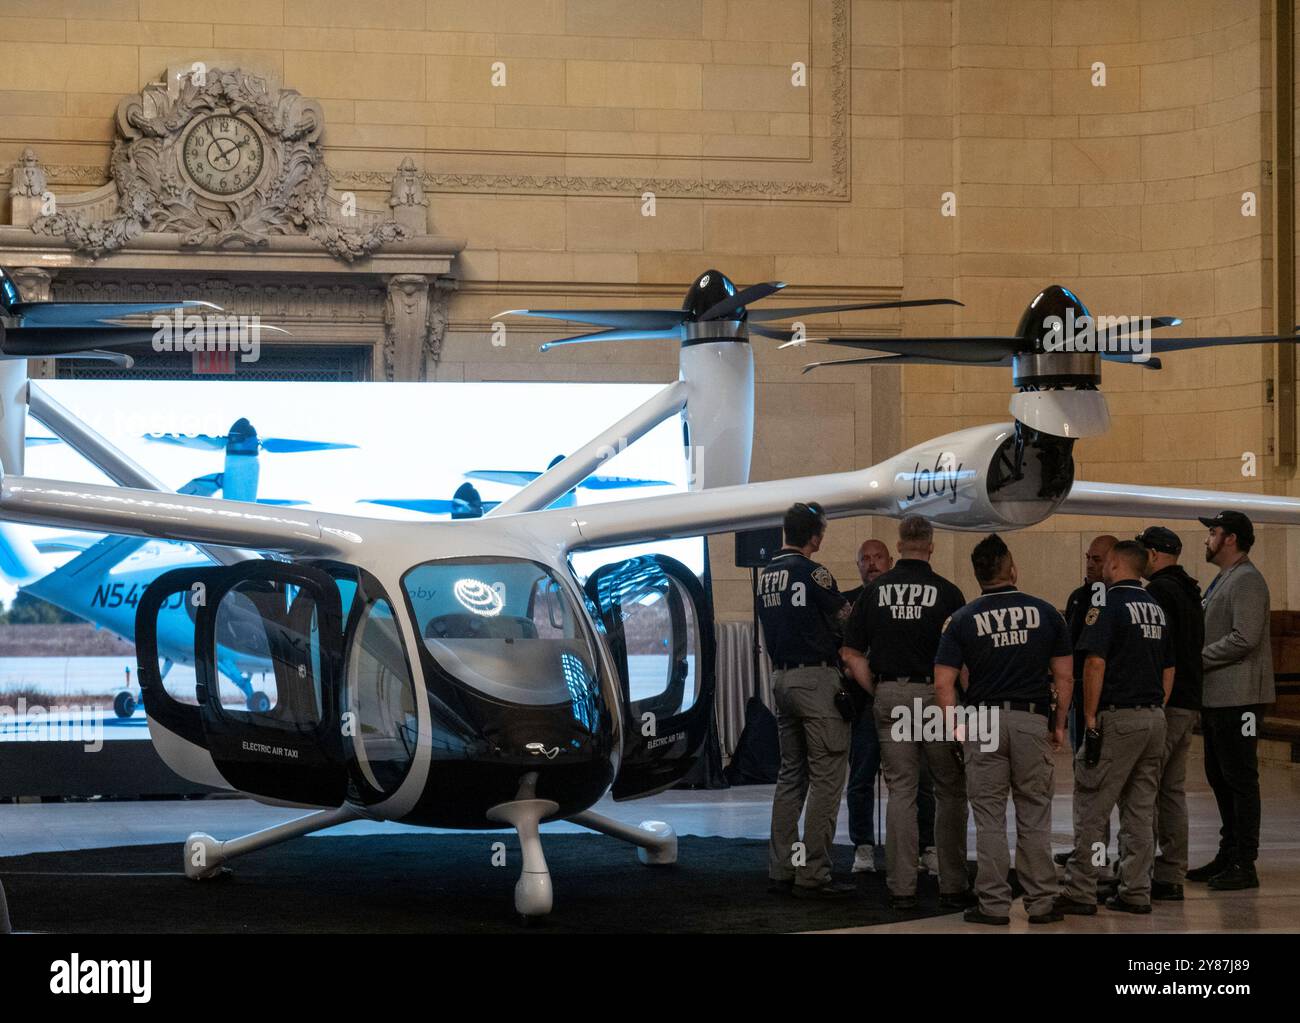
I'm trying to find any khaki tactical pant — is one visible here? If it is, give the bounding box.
[768,666,851,888]
[1063,706,1166,905]
[1154,706,1198,884]
[874,680,969,897]
[964,708,1058,918]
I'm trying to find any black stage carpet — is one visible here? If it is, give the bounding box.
[0,835,985,933]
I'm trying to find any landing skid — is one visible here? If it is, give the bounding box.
[183,804,361,880]
[176,793,677,923]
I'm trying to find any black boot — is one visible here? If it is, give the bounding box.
[1186,854,1231,883]
[1151,881,1184,901]
[1208,862,1259,891]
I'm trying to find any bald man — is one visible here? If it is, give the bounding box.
[842,539,893,872]
[1064,535,1118,751]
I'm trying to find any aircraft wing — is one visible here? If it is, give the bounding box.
[0,475,369,556]
[1057,480,1300,525]
[523,465,899,551]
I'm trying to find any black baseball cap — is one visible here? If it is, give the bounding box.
[1136,526,1181,555]
[1198,510,1255,547]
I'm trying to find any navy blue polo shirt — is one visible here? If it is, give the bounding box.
[843,559,965,678]
[755,549,848,666]
[935,585,1071,703]
[1074,580,1172,707]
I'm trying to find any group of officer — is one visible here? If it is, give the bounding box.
[756,500,1248,923]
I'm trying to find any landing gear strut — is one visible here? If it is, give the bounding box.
[183,804,361,880]
[487,773,558,919]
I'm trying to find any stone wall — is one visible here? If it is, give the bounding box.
[0,0,1293,614]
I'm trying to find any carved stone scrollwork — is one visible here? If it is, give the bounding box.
[30,68,409,262]
[383,274,456,381]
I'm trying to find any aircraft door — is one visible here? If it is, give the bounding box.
[584,554,716,800]
[136,566,228,788]
[194,562,347,806]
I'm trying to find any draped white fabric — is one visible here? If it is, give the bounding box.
[713,619,773,759]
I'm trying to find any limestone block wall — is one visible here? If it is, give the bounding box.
[0,0,1294,614]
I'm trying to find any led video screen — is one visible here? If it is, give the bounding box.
[0,380,704,750]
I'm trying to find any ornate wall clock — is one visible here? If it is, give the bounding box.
[180,113,267,197]
[33,67,405,262]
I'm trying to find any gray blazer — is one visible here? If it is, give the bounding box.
[1201,557,1275,708]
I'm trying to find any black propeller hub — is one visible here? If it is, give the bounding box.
[682,270,739,321]
[227,417,259,456]
[1012,283,1101,388]
[1016,284,1091,352]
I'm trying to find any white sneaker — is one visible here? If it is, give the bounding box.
[852,845,876,873]
[921,846,939,875]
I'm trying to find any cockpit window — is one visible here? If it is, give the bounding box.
[402,557,601,714]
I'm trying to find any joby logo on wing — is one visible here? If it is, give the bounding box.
[903,451,963,506]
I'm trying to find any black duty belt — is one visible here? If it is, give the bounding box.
[875,675,932,685]
[774,660,836,671]
[1102,703,1163,712]
[977,700,1051,718]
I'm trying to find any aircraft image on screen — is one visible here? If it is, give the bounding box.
[363,453,670,518]
[0,416,351,718]
[4,264,1300,920]
[0,424,673,722]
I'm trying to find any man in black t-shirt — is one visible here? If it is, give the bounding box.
[842,515,969,910]
[1057,540,1173,916]
[935,534,1073,925]
[757,502,855,900]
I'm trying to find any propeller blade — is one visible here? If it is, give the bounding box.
[143,433,228,450]
[496,308,685,330]
[1102,353,1163,370]
[177,473,224,496]
[12,299,221,327]
[464,470,542,487]
[810,336,1023,362]
[259,438,358,453]
[698,281,786,322]
[0,326,160,356]
[1111,315,1181,331]
[362,498,473,515]
[580,475,673,490]
[748,324,830,342]
[749,297,964,322]
[802,353,999,374]
[59,349,136,367]
[538,326,683,352]
[1142,333,1300,354]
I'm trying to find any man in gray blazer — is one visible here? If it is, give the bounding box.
[1190,511,1274,891]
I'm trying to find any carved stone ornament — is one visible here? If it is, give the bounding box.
[383,274,454,381]
[8,148,47,199]
[32,67,407,262]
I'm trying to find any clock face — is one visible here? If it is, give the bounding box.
[182,114,265,196]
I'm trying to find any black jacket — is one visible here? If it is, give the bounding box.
[1145,564,1205,710]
